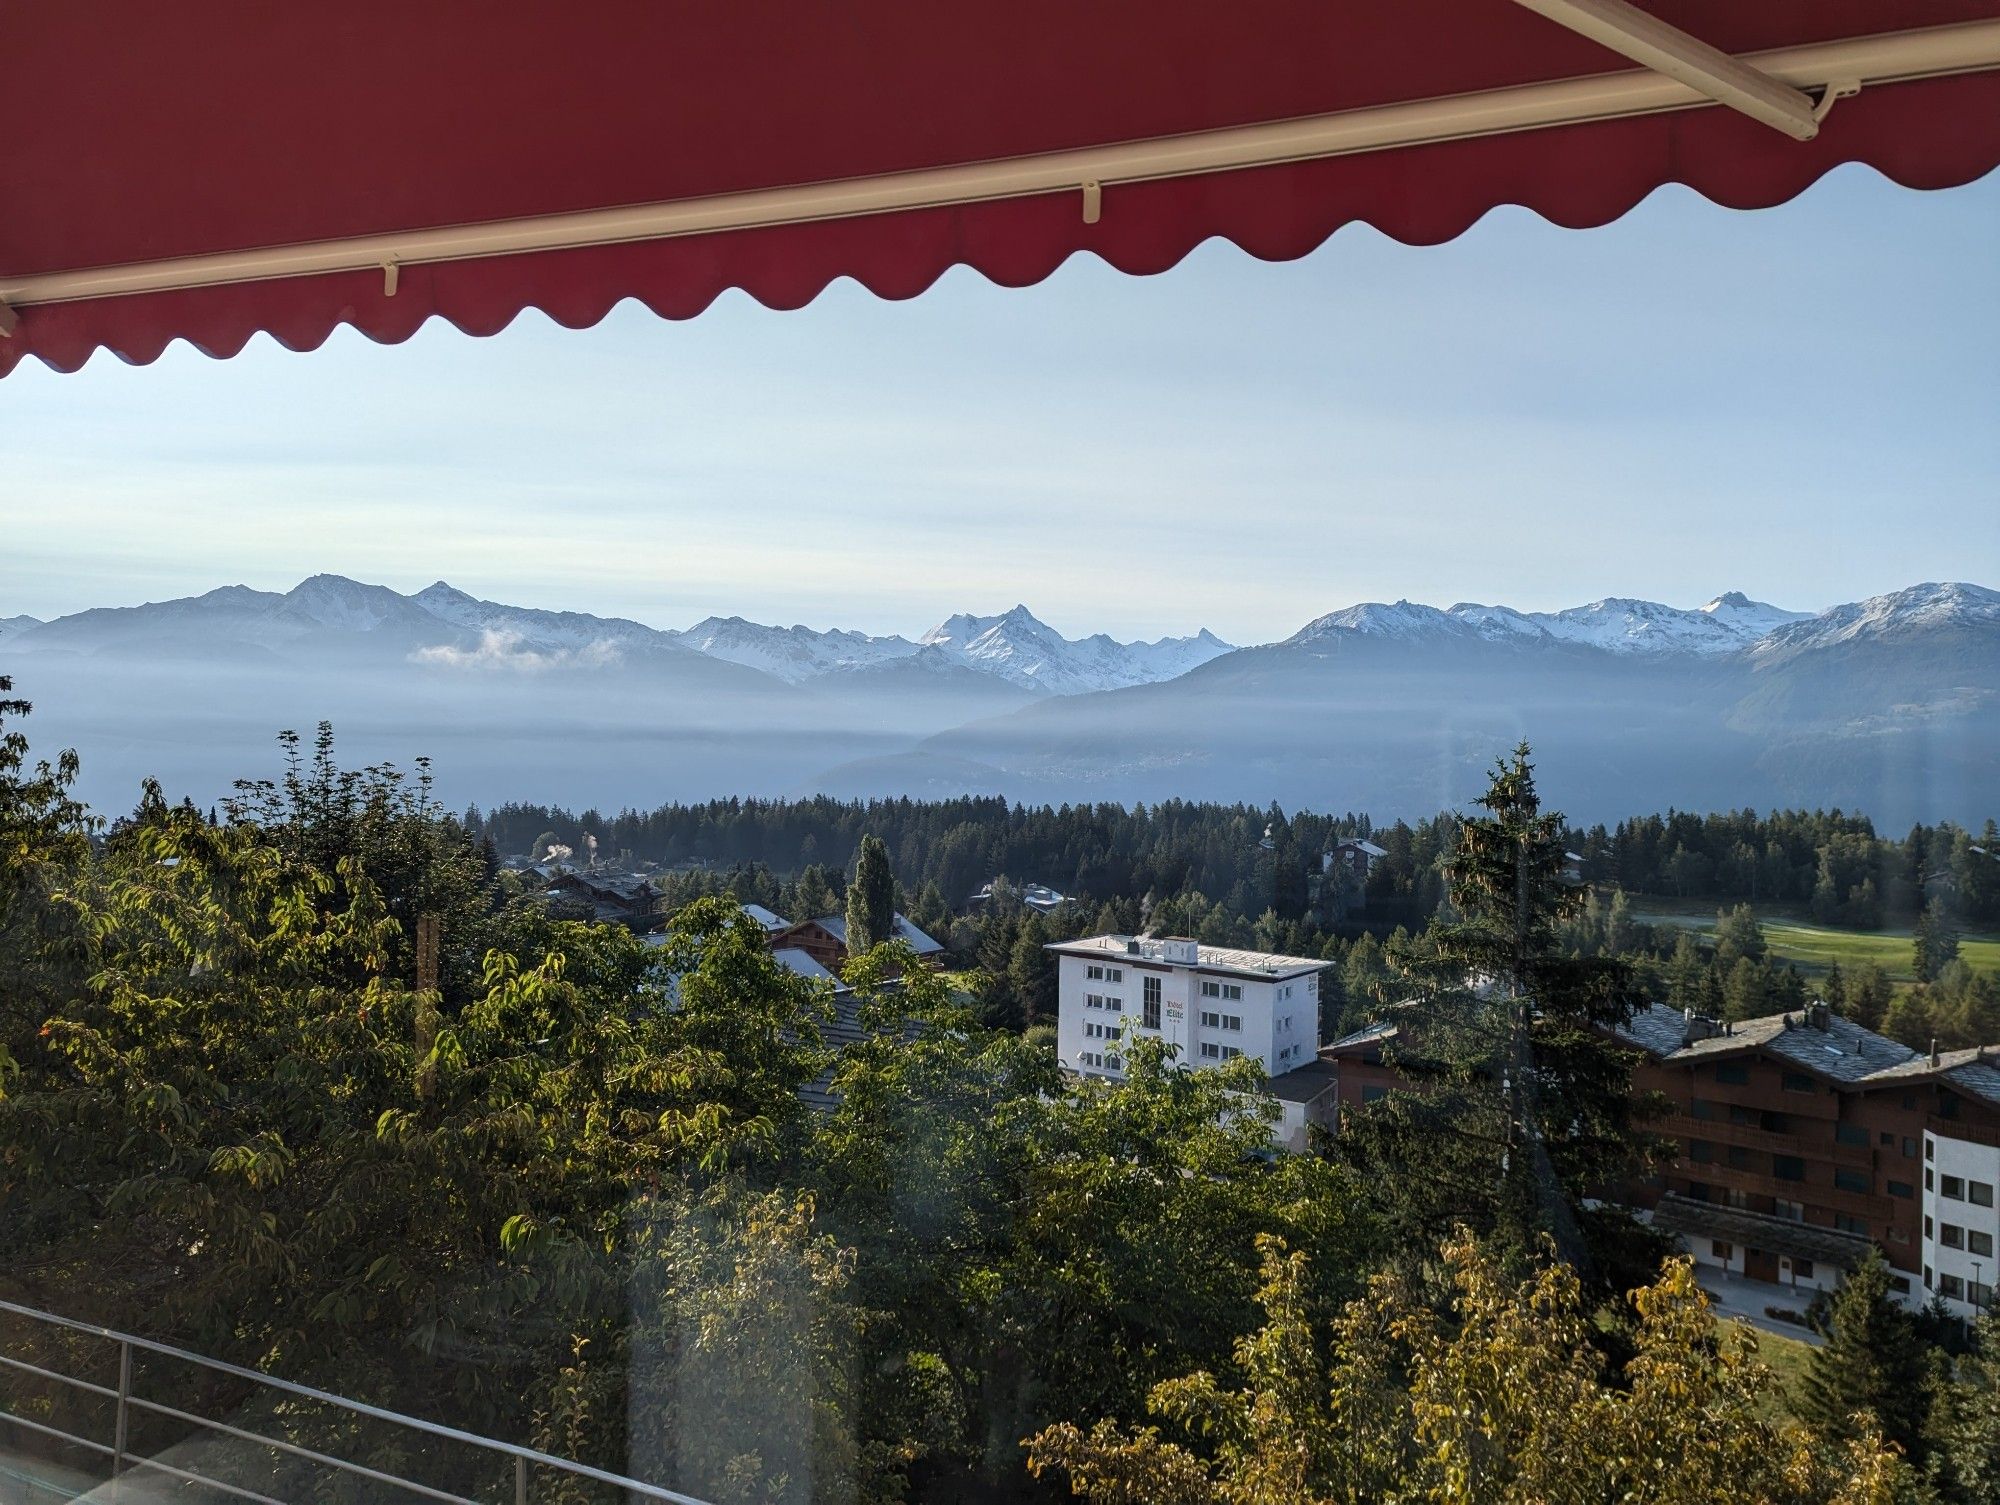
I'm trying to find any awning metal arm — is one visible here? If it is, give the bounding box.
[1511,0,1822,139]
[0,298,16,337]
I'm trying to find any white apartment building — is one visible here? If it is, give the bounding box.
[1923,1124,2000,1317]
[1046,934,1336,1148]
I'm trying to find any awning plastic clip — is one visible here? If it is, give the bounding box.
[382,258,400,297]
[1081,181,1102,225]
[1813,78,1861,123]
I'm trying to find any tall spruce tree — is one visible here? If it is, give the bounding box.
[1798,1251,1932,1460]
[1338,743,1656,1290]
[846,832,896,956]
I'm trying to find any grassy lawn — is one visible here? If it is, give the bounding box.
[1727,1319,1816,1424]
[1627,898,2000,982]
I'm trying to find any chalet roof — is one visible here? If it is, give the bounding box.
[1650,1193,1875,1271]
[807,912,944,956]
[1617,1002,2000,1107]
[741,903,789,932]
[1334,838,1387,858]
[771,947,844,988]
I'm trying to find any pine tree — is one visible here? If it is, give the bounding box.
[1916,896,1963,984]
[1798,1251,1932,1459]
[1341,744,1654,1288]
[1930,1312,2000,1504]
[845,833,896,955]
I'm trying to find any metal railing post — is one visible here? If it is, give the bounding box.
[515,1453,528,1505]
[111,1339,132,1502]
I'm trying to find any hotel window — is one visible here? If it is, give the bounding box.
[1972,1230,1995,1258]
[1201,980,1220,997]
[1221,1015,1242,1032]
[1782,1071,1815,1093]
[1105,968,1122,983]
[1773,1155,1806,1182]
[1905,1138,1918,1158]
[1725,1146,1752,1170]
[1835,1170,1871,1194]
[1889,1180,1914,1199]
[1972,1181,1995,1207]
[1715,1063,1750,1085]
[1222,984,1242,1001]
[1941,1274,1966,1300]
[1142,976,1162,1030]
[1687,1182,1710,1203]
[1086,993,1104,1010]
[1362,1085,1387,1104]
[1892,1275,1913,1295]
[1711,1240,1733,1261]
[1087,964,1104,980]
[1727,1105,1756,1126]
[1690,1098,1715,1121]
[1881,1132,1896,1147]
[1775,1199,1804,1222]
[1689,1139,1713,1164]
[1221,1046,1241,1060]
[1927,1168,1935,1191]
[1836,1123,1869,1147]
[1201,1010,1220,1029]
[1794,1259,1816,1280]
[1973,1281,1995,1309]
[1106,996,1122,1013]
[1942,1224,1965,1249]
[1834,1214,1869,1236]
[1723,1189,1750,1210]
[1926,1216,1934,1239]
[1944,1175,1966,1201]
[1105,1054,1121,1071]
[1927,1139,1935,1160]
[1200,1042,1220,1059]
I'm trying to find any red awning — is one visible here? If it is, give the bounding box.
[5,1,1999,378]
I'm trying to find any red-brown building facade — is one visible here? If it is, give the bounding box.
[1324,1000,2000,1318]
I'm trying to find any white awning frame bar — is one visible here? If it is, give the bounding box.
[1509,0,1824,140]
[3,19,1997,320]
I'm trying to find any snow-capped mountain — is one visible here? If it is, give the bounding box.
[1750,582,2000,660]
[410,580,678,657]
[6,578,1229,697]
[1287,591,1811,656]
[919,604,1234,695]
[675,616,922,683]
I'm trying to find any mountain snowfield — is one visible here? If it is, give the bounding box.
[1289,591,1814,655]
[3,576,1993,824]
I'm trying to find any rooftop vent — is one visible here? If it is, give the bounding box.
[1681,1009,1725,1046]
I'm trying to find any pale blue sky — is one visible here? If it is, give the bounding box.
[5,164,1996,645]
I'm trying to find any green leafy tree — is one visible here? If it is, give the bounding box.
[1027,1234,1911,1504]
[846,833,896,957]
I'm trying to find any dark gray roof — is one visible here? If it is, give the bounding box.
[1651,1192,1875,1269]
[1616,1002,2000,1105]
[806,913,945,955]
[1261,1058,1339,1104]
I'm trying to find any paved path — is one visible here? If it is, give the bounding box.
[1696,1268,1825,1346]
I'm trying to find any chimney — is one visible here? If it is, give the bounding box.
[1930,1038,1942,1067]
[1806,1000,1830,1031]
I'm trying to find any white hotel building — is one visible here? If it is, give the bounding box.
[1046,934,1337,1150]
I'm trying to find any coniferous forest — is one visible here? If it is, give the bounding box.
[5,693,2000,1503]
